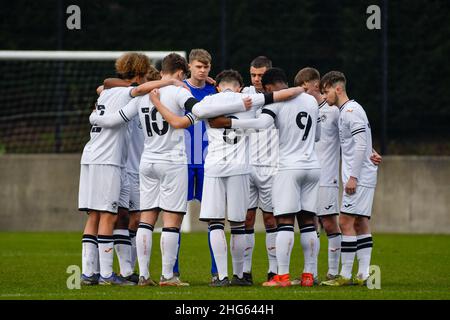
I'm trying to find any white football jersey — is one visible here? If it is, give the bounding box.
[81,87,134,166]
[126,115,144,174]
[133,86,194,165]
[204,90,266,177]
[316,100,340,187]
[339,100,377,187]
[242,86,279,168]
[263,93,321,170]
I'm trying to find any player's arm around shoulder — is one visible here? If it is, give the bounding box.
[149,89,196,129]
[131,79,188,97]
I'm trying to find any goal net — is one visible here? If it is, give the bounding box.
[0,50,185,154]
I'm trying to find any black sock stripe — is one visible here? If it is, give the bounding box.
[327,232,342,238]
[231,229,246,235]
[162,227,180,233]
[278,225,294,232]
[357,237,373,244]
[277,223,294,228]
[114,240,132,246]
[245,229,255,234]
[138,223,154,231]
[357,243,373,250]
[82,234,97,241]
[341,248,357,253]
[209,224,225,231]
[300,227,316,233]
[98,239,114,244]
[341,241,358,247]
[113,234,131,240]
[265,227,277,233]
[82,239,98,246]
[300,224,315,229]
[97,235,114,240]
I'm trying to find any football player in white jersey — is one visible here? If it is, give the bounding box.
[89,55,255,287]
[209,68,320,287]
[293,67,341,282]
[240,56,278,285]
[320,71,378,286]
[150,69,304,286]
[79,52,170,286]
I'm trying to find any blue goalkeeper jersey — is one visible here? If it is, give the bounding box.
[183,80,217,168]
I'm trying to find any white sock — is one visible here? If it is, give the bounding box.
[97,235,114,278]
[160,228,180,279]
[129,229,137,271]
[136,223,153,279]
[113,229,133,277]
[209,223,228,280]
[276,224,294,275]
[340,235,357,279]
[243,229,255,274]
[81,234,98,277]
[230,225,246,278]
[300,224,318,276]
[266,227,277,274]
[327,233,342,276]
[356,234,373,279]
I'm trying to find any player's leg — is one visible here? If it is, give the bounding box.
[128,171,141,272]
[136,163,160,285]
[243,209,256,282]
[353,186,375,284]
[317,186,341,279]
[128,211,140,270]
[262,211,277,281]
[114,206,135,280]
[259,168,277,281]
[160,211,188,286]
[158,163,189,286]
[90,165,133,285]
[227,175,251,286]
[81,210,100,284]
[113,169,134,280]
[296,169,321,286]
[262,170,300,287]
[200,176,228,285]
[79,164,100,284]
[243,170,258,282]
[136,209,159,286]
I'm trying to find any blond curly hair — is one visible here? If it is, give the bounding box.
[115,52,151,79]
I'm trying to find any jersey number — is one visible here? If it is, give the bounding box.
[144,108,169,137]
[296,111,312,141]
[222,116,243,145]
[91,104,106,132]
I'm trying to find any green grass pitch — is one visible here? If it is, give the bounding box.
[1,232,449,300]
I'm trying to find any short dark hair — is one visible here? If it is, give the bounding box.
[320,71,346,91]
[215,69,244,87]
[294,67,320,86]
[250,56,272,69]
[261,67,287,87]
[161,53,189,75]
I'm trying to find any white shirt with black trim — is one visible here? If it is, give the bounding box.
[339,100,377,187]
[231,93,321,171]
[203,90,267,177]
[316,100,341,187]
[81,87,135,167]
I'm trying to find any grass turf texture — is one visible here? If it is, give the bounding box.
[0,232,449,300]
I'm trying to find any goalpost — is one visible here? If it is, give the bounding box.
[0,50,192,232]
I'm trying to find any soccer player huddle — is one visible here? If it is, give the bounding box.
[78,49,382,288]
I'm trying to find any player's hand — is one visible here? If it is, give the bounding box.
[171,79,191,92]
[206,76,216,86]
[345,176,358,195]
[149,89,160,103]
[242,96,252,110]
[370,150,382,165]
[208,116,232,128]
